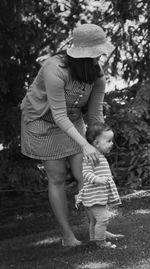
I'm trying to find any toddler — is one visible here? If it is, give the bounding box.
[76,123,122,248]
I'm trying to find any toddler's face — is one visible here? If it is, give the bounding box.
[94,130,114,154]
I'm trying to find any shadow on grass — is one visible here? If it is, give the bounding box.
[0,191,150,269]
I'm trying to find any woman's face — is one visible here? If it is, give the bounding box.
[93,57,100,65]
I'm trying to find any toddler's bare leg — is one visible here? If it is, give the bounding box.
[91,205,108,242]
[85,207,96,240]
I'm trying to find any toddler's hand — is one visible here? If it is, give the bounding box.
[95,176,108,185]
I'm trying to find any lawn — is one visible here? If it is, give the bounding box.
[0,187,150,269]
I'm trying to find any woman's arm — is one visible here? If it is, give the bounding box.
[43,60,74,132]
[86,75,106,126]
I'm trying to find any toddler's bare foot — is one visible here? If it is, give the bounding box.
[96,241,116,249]
[106,231,124,240]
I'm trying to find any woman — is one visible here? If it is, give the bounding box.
[21,24,120,247]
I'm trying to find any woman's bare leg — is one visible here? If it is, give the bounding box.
[68,153,83,190]
[44,159,81,246]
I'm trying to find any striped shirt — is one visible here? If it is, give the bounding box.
[76,153,121,207]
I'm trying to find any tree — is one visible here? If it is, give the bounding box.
[0,0,150,195]
[0,0,89,194]
[101,0,150,188]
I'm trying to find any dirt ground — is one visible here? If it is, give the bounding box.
[0,186,150,269]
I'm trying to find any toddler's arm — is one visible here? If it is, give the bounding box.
[83,159,108,185]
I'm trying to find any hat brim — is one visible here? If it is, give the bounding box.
[67,41,115,58]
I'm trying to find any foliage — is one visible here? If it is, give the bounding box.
[0,0,86,194]
[105,81,150,188]
[0,142,47,198]
[0,0,150,194]
[0,0,85,147]
[102,0,150,188]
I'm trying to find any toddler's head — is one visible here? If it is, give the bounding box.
[86,123,114,154]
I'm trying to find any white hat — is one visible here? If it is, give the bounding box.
[67,24,114,58]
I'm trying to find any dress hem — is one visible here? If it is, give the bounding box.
[21,149,82,161]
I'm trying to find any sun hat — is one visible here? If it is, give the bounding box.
[67,24,114,58]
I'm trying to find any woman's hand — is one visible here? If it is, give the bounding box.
[82,142,99,166]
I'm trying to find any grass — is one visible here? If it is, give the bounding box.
[0,188,150,269]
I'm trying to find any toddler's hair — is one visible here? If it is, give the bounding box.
[86,123,112,144]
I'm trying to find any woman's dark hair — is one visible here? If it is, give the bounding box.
[86,123,112,144]
[58,52,103,84]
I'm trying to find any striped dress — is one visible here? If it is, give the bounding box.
[21,55,105,160]
[76,153,121,207]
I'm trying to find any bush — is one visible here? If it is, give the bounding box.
[105,81,150,189]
